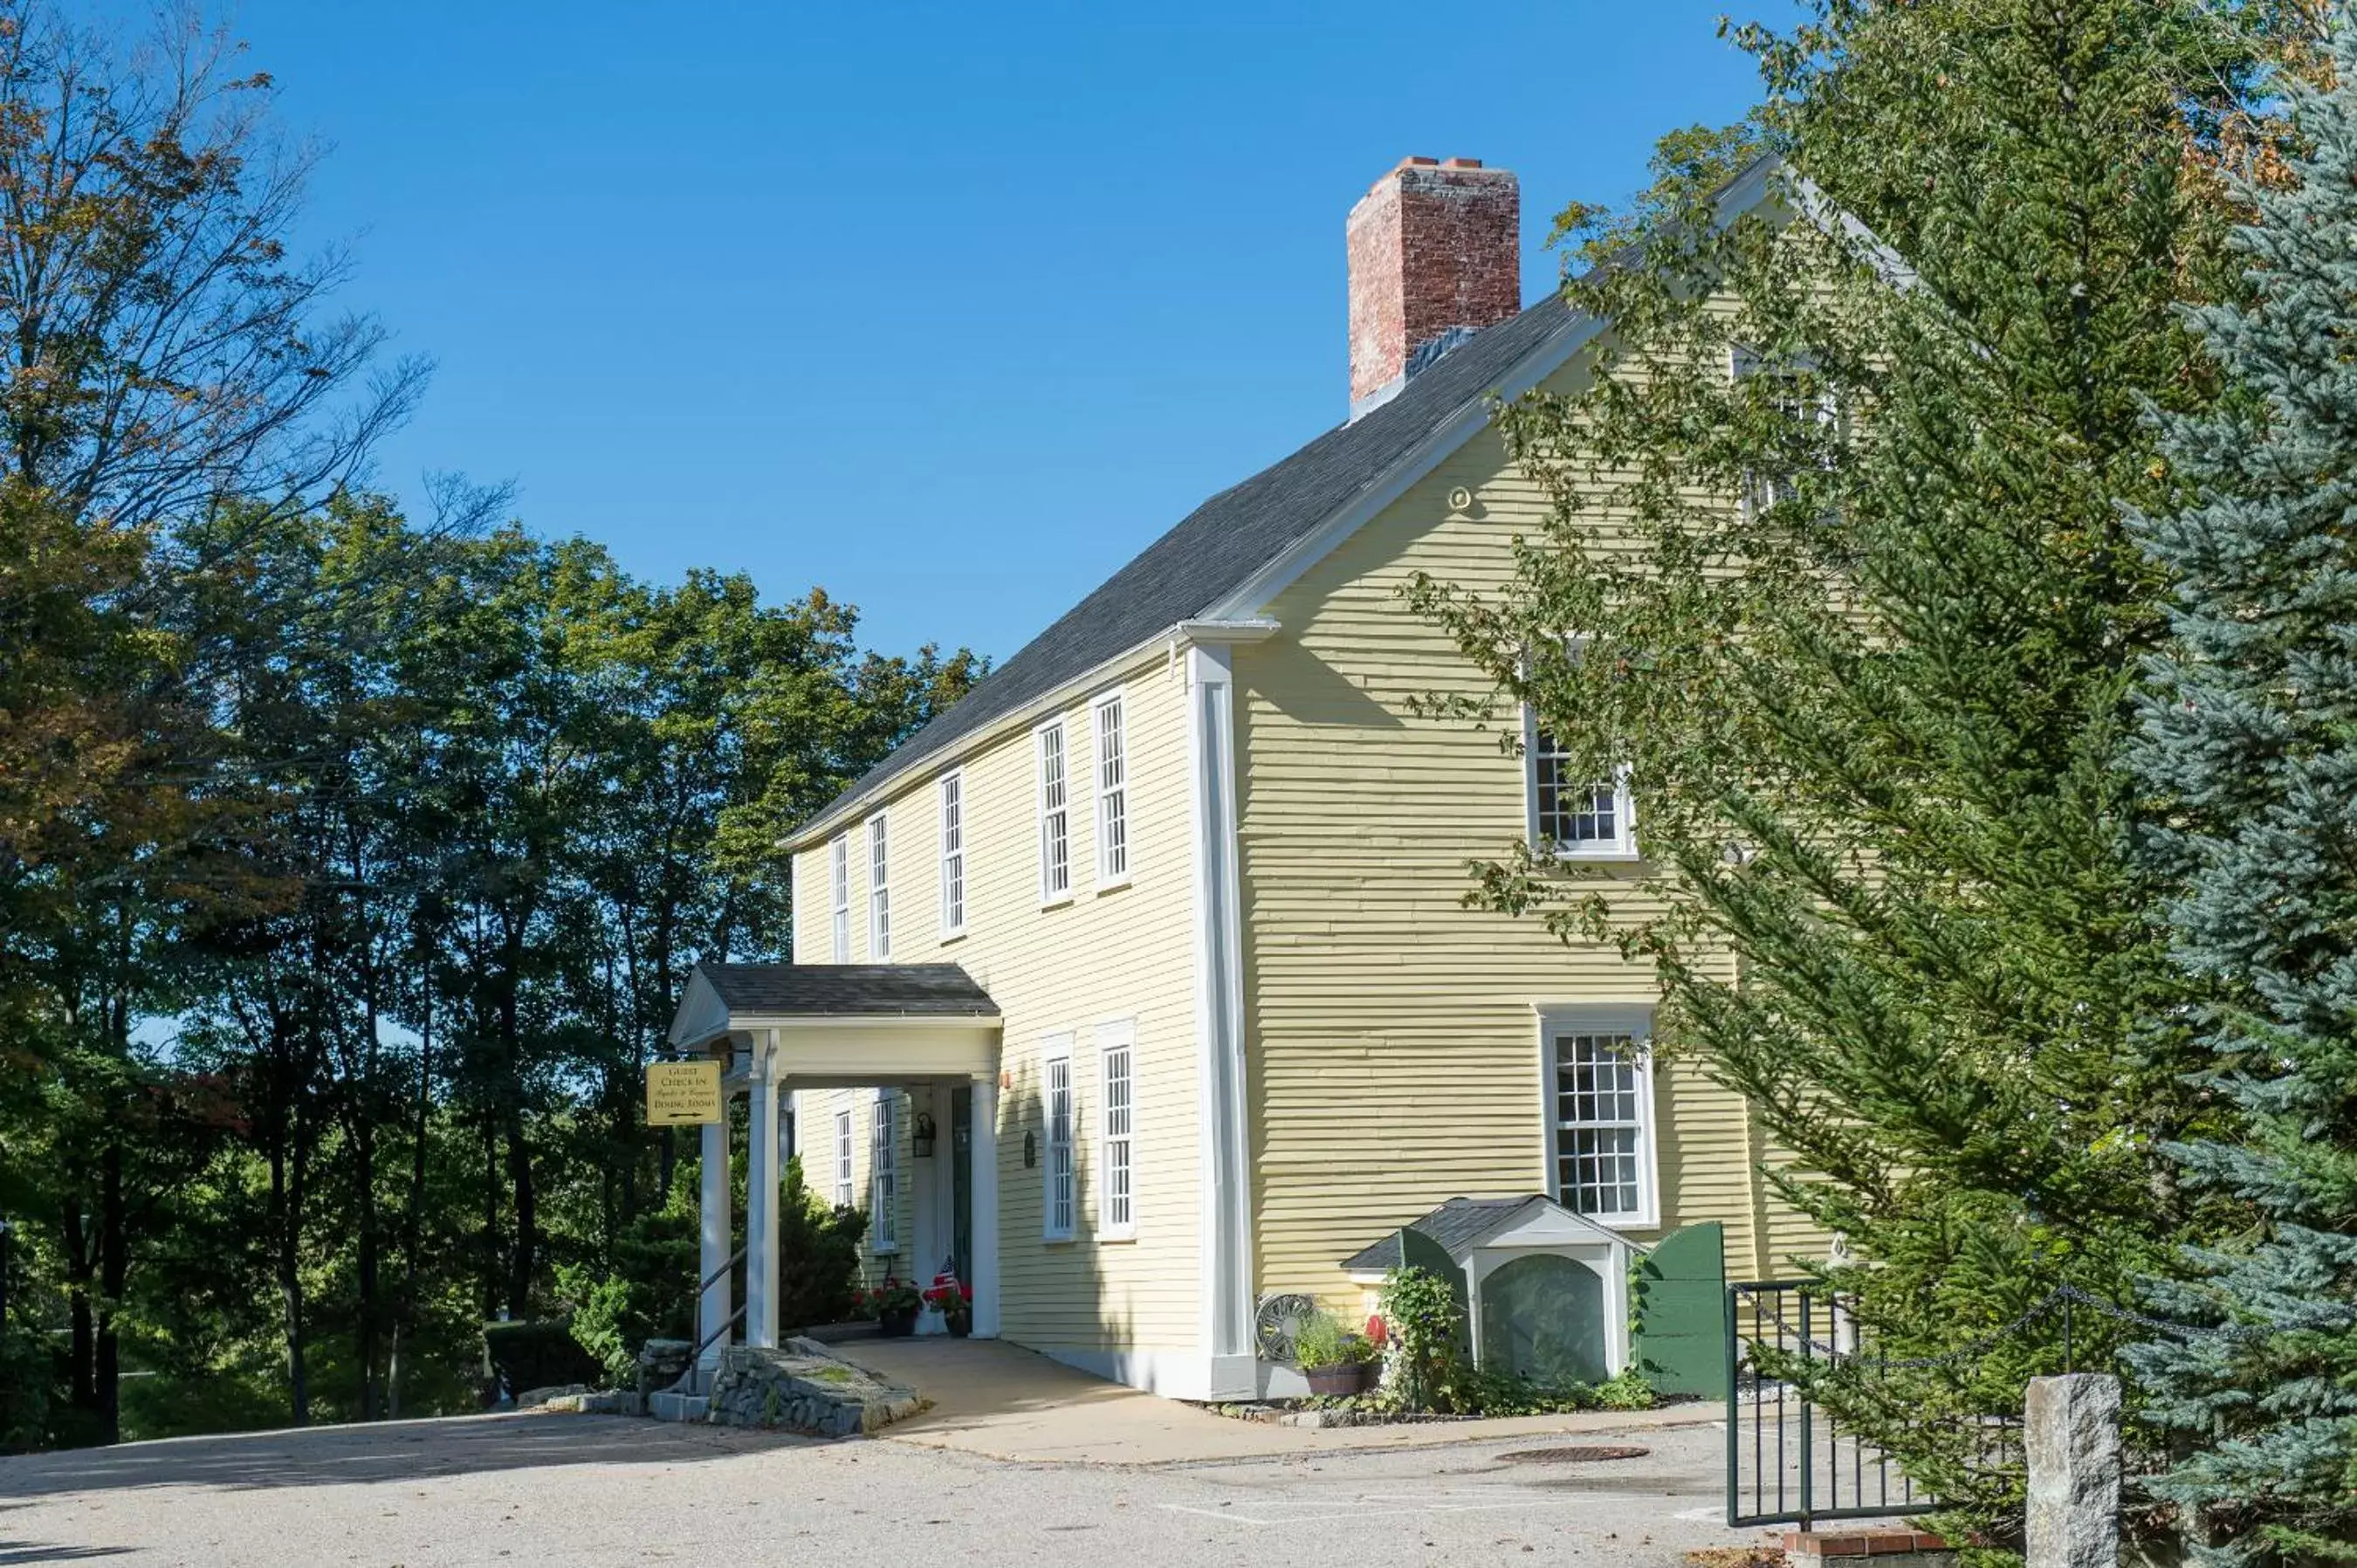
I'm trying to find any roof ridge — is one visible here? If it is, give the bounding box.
[797,152,1790,839]
[794,295,1577,836]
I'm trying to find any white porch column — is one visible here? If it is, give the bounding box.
[746,1031,782,1348]
[697,1105,732,1374]
[969,1070,1000,1339]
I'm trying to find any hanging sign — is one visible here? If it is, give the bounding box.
[645,1060,723,1125]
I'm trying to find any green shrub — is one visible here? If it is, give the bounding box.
[481,1317,601,1398]
[776,1158,867,1331]
[553,1266,636,1387]
[1291,1307,1347,1370]
[0,1328,50,1454]
[1378,1266,1467,1411]
[1372,1265,1657,1417]
[118,1365,286,1441]
[1593,1369,1655,1411]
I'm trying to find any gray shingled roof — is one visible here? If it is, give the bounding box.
[695,962,997,1017]
[796,154,1792,842]
[1339,1195,1555,1273]
[799,291,1582,835]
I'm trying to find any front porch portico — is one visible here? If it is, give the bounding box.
[667,963,1003,1370]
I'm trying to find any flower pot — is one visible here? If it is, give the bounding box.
[1304,1363,1364,1399]
[879,1305,919,1338]
[946,1315,972,1339]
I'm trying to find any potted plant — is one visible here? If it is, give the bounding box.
[923,1272,974,1338]
[872,1276,923,1338]
[1292,1308,1369,1398]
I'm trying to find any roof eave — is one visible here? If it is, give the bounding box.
[782,617,1278,852]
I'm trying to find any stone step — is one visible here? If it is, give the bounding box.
[649,1392,709,1423]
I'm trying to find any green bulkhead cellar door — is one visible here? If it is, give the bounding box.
[1631,1221,1727,1398]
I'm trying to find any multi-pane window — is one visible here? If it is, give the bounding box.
[1036,720,1071,903]
[829,835,850,960]
[1553,1029,1652,1223]
[833,1110,854,1209]
[938,773,965,938]
[870,1093,897,1251]
[867,815,890,959]
[1098,1025,1135,1237]
[1093,692,1129,885]
[1530,721,1634,858]
[1043,1043,1075,1240]
[1732,347,1842,519]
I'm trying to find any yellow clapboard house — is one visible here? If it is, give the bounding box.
[670,152,1824,1401]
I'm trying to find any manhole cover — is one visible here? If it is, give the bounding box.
[1494,1444,1651,1464]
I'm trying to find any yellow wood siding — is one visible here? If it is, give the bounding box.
[791,654,1202,1358]
[1237,357,1826,1316]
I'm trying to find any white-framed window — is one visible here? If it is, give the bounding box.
[1539,1007,1660,1229]
[1092,691,1129,888]
[1096,1021,1136,1239]
[1526,705,1636,860]
[1036,719,1071,904]
[829,834,851,960]
[938,771,965,939]
[1730,345,1842,520]
[833,1108,855,1209]
[866,814,891,959]
[1042,1035,1075,1240]
[870,1091,898,1253]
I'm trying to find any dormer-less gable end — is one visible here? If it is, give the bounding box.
[787,155,1793,853]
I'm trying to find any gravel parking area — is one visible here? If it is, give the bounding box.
[0,1411,1778,1566]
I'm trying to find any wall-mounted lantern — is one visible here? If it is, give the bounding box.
[911,1111,938,1159]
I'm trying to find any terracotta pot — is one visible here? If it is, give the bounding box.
[879,1305,919,1338]
[1304,1363,1365,1399]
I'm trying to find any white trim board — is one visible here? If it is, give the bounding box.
[1033,1343,1234,1403]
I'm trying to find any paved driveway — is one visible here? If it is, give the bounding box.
[0,1408,1777,1567]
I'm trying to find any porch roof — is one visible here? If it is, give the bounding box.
[666,962,1001,1084]
[692,962,998,1020]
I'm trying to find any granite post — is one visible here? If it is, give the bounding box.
[2025,1373,2121,1568]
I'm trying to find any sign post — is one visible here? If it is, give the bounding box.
[646,1060,724,1126]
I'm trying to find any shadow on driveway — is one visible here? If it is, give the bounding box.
[0,1499,133,1561]
[0,1413,801,1499]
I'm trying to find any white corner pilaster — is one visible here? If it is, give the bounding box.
[969,1070,1001,1339]
[746,1030,782,1348]
[1185,641,1254,1398]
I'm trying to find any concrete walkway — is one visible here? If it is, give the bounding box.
[833,1337,1717,1464]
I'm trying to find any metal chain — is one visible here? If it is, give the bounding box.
[1737,1282,2284,1373]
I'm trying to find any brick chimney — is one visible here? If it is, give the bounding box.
[1347,156,1521,418]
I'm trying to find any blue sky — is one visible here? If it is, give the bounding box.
[217,1,1771,662]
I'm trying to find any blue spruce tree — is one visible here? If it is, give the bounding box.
[2126,12,2357,1563]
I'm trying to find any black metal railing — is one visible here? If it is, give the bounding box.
[1725,1280,1935,1529]
[1724,1276,2256,1533]
[664,1247,748,1396]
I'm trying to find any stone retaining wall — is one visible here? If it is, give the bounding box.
[704,1339,922,1437]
